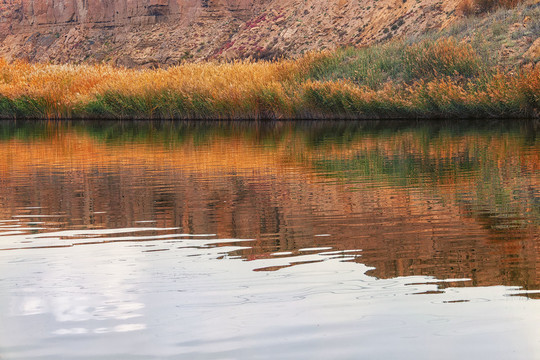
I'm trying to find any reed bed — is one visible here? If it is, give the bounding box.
[0,38,538,120]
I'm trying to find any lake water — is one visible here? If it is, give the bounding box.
[0,120,539,359]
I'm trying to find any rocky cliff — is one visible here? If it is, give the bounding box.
[0,0,461,66]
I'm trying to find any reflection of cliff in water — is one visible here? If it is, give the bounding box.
[0,121,538,290]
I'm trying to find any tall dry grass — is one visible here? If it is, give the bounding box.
[0,38,538,120]
[0,57,307,119]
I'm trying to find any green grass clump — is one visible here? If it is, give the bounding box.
[305,38,485,89]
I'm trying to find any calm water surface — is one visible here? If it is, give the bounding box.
[0,120,539,359]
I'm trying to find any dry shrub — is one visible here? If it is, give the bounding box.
[458,0,524,16]
[457,0,475,16]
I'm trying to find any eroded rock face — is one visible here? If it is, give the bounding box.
[11,0,175,25]
[5,0,256,26]
[0,0,461,66]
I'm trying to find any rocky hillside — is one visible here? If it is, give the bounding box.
[0,0,463,66]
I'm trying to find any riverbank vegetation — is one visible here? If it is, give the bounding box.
[0,3,539,120]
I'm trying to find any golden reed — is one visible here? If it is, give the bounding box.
[0,39,538,119]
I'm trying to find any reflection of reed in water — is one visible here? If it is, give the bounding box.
[0,121,538,291]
